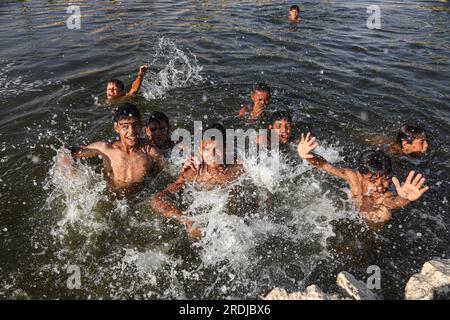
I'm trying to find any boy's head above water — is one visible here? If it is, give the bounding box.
[269,111,293,144]
[201,123,227,166]
[251,82,271,109]
[113,103,142,148]
[145,112,171,147]
[289,5,300,20]
[107,79,125,100]
[396,125,428,156]
[358,150,392,198]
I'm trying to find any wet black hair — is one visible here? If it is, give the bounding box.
[107,79,125,92]
[252,83,271,95]
[146,111,170,127]
[113,103,141,123]
[270,111,292,124]
[396,125,427,145]
[358,150,392,176]
[290,5,300,12]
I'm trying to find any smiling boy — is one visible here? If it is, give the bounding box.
[297,133,429,223]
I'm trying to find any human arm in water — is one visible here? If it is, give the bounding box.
[127,65,149,97]
[297,132,354,182]
[150,168,201,240]
[56,142,108,176]
[383,171,429,210]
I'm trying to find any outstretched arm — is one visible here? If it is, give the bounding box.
[70,141,108,160]
[297,132,352,181]
[383,171,429,210]
[127,65,149,97]
[150,171,201,239]
[56,141,108,175]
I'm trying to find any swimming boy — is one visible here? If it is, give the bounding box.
[151,124,244,239]
[297,133,429,223]
[57,103,164,193]
[257,111,293,147]
[145,111,175,157]
[289,5,300,22]
[238,83,271,119]
[360,125,429,158]
[106,65,149,101]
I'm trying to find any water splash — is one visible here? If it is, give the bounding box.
[142,37,203,100]
[44,148,108,243]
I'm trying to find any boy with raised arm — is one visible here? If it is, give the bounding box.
[106,65,149,101]
[297,133,429,223]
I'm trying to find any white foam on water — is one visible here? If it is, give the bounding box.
[141,37,203,100]
[44,148,108,243]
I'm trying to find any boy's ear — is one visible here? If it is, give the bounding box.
[114,123,120,134]
[401,140,410,149]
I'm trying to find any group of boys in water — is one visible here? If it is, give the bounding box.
[57,5,430,240]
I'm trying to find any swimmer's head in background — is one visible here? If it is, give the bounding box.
[201,123,227,166]
[289,5,300,20]
[358,150,392,196]
[396,125,428,156]
[107,79,125,100]
[113,103,142,147]
[269,111,293,145]
[145,112,171,148]
[251,82,271,111]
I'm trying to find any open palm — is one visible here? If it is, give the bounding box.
[392,170,429,202]
[298,132,318,159]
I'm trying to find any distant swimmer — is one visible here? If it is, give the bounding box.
[298,133,429,224]
[257,111,294,147]
[238,83,271,119]
[145,112,175,158]
[359,124,429,158]
[289,5,300,22]
[57,103,164,194]
[151,123,244,240]
[106,65,149,102]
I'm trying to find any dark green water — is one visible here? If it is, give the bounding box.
[0,0,449,299]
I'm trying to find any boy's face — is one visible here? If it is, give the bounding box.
[403,137,428,155]
[251,90,270,111]
[289,8,299,20]
[361,173,390,198]
[269,119,292,145]
[107,83,123,100]
[114,117,142,148]
[145,121,170,147]
[201,140,224,166]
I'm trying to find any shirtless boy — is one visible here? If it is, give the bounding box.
[289,5,300,22]
[145,111,175,158]
[151,124,244,239]
[238,83,271,119]
[106,65,149,101]
[360,125,429,158]
[57,103,163,193]
[257,111,293,147]
[298,133,429,223]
